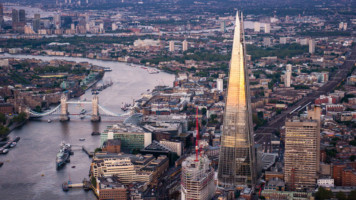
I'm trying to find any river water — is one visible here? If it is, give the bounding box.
[0,54,175,200]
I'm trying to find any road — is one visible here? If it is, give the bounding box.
[254,45,356,149]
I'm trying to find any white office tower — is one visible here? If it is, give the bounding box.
[264,23,271,33]
[182,40,188,51]
[99,23,104,33]
[181,154,215,200]
[54,14,61,29]
[112,23,118,31]
[254,21,260,32]
[343,23,347,30]
[309,39,315,54]
[339,22,344,30]
[169,41,175,52]
[285,64,292,87]
[216,78,223,92]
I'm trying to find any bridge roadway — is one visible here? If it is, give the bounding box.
[254,45,356,149]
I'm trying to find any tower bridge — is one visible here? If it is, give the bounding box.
[27,94,130,122]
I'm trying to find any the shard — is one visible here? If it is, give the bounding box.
[218,11,256,188]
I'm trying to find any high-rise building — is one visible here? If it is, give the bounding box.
[12,9,19,24]
[216,78,223,92]
[218,12,257,188]
[284,107,320,190]
[182,40,188,51]
[285,64,292,87]
[169,41,175,52]
[54,14,61,29]
[221,21,226,33]
[112,23,118,31]
[264,23,271,33]
[0,3,4,28]
[309,39,315,54]
[339,22,344,30]
[343,23,347,30]
[19,9,26,23]
[33,14,41,33]
[181,154,215,200]
[254,21,260,32]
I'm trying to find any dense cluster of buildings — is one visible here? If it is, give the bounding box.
[0,1,356,199]
[0,57,104,115]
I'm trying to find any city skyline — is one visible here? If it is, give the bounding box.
[0,1,356,199]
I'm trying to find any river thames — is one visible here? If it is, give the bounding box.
[0,54,175,200]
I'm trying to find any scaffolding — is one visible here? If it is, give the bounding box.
[181,155,215,200]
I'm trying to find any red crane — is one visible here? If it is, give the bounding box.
[195,107,199,162]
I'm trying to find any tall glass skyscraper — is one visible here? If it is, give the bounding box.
[218,12,256,188]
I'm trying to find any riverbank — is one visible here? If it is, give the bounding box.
[1,120,27,139]
[0,54,174,199]
[1,52,176,75]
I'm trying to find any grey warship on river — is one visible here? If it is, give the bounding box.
[56,142,73,170]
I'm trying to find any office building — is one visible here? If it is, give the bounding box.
[343,23,348,30]
[221,21,226,33]
[264,23,271,33]
[280,37,287,44]
[181,154,215,200]
[19,9,26,23]
[102,139,121,153]
[97,176,128,200]
[12,9,19,25]
[182,40,188,51]
[254,21,260,32]
[159,140,183,156]
[284,112,320,190]
[91,153,152,184]
[309,39,315,54]
[54,14,61,29]
[218,12,257,188]
[169,41,175,52]
[112,23,118,31]
[33,14,41,33]
[0,3,3,28]
[216,78,223,92]
[263,37,271,47]
[285,64,292,87]
[100,123,152,153]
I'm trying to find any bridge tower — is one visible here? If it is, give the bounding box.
[60,94,70,122]
[91,95,100,122]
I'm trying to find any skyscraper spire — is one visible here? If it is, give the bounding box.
[218,11,256,188]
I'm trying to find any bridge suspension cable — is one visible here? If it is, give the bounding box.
[28,104,61,117]
[98,104,130,117]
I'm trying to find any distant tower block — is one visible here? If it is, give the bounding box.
[216,78,223,92]
[91,95,101,122]
[285,64,292,87]
[169,41,175,52]
[60,94,69,121]
[309,39,316,54]
[264,23,271,33]
[254,21,260,32]
[182,40,188,51]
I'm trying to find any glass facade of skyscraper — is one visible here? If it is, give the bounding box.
[218,12,256,188]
